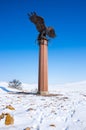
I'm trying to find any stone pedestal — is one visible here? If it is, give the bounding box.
[38,39,48,95]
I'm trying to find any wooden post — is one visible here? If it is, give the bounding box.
[38,39,48,95]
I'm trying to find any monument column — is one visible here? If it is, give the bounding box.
[38,39,48,95]
[28,12,56,95]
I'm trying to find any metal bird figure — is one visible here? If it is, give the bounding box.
[27,12,56,40]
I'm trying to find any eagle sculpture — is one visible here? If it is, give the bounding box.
[27,12,56,40]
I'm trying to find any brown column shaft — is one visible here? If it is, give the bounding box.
[38,39,48,94]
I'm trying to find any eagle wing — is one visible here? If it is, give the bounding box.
[47,27,56,38]
[28,12,46,33]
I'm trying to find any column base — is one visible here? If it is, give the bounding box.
[37,91,49,95]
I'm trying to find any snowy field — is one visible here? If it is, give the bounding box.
[0,81,86,130]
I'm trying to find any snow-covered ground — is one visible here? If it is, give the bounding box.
[0,81,86,130]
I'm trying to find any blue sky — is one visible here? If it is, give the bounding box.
[0,0,86,84]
